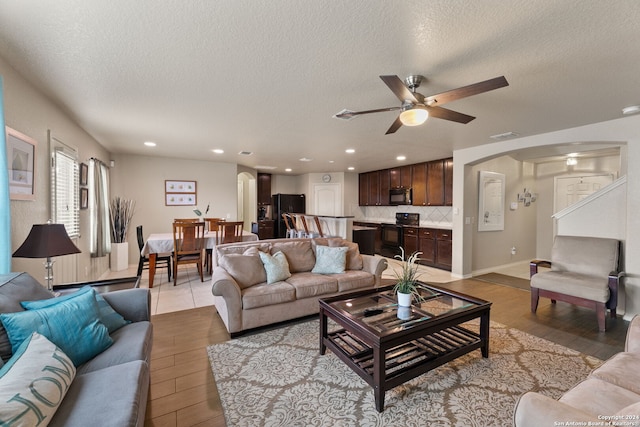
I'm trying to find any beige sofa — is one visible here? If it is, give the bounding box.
[514,315,640,426]
[211,237,388,336]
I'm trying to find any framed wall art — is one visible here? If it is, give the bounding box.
[165,180,197,206]
[80,187,88,209]
[6,127,37,201]
[79,162,88,186]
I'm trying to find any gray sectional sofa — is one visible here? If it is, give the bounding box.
[0,272,152,427]
[211,237,388,336]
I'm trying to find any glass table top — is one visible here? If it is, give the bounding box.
[329,284,477,333]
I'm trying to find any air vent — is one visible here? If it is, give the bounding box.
[490,131,520,140]
[332,109,357,121]
[238,151,253,156]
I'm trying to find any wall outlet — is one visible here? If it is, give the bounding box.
[511,246,517,255]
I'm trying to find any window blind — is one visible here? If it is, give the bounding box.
[51,142,79,238]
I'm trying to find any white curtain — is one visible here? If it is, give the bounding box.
[89,159,110,257]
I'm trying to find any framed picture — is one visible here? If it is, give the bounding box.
[165,193,197,206]
[6,126,37,201]
[165,180,196,193]
[79,163,88,186]
[80,187,88,209]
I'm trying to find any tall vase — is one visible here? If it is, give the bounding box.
[111,242,129,272]
[397,291,412,307]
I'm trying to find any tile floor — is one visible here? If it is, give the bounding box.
[102,256,460,315]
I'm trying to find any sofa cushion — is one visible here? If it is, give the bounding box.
[559,377,640,417]
[50,360,149,427]
[0,332,76,427]
[312,245,347,274]
[259,251,292,284]
[590,352,640,395]
[22,286,130,334]
[242,282,296,309]
[76,321,153,375]
[270,240,315,273]
[530,271,610,302]
[0,272,53,362]
[219,247,267,289]
[0,289,113,366]
[286,272,338,299]
[327,238,364,271]
[550,236,619,277]
[336,270,376,292]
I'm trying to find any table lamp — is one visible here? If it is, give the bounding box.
[12,221,81,290]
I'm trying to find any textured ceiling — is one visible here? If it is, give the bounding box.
[0,0,638,174]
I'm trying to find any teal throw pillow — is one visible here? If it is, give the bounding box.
[0,332,76,426]
[21,285,130,333]
[312,245,348,274]
[1,289,113,366]
[259,251,291,284]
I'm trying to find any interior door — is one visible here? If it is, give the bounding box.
[313,183,342,216]
[554,173,614,213]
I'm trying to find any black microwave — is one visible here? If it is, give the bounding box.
[389,187,412,205]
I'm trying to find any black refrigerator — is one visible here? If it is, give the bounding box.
[271,193,306,238]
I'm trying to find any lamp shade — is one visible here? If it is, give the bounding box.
[13,223,81,258]
[399,108,428,126]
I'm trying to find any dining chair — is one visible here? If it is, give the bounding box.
[174,218,200,223]
[204,217,224,272]
[136,225,172,281]
[210,221,244,274]
[172,221,205,285]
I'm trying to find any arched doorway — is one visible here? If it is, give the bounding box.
[237,172,256,231]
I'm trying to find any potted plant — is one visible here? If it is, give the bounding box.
[109,197,136,271]
[392,247,423,307]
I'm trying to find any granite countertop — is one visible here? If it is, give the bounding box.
[353,218,453,230]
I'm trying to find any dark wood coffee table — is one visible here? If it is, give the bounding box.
[319,283,491,412]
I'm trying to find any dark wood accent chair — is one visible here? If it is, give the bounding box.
[172,221,205,285]
[136,225,171,281]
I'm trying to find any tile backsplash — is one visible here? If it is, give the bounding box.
[350,204,453,228]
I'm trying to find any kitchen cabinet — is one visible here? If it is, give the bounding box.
[417,228,452,271]
[411,163,427,206]
[358,171,389,206]
[426,160,445,206]
[389,165,412,188]
[353,221,382,254]
[251,220,274,240]
[444,158,453,206]
[257,173,272,206]
[403,227,419,256]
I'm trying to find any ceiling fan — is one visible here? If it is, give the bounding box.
[334,75,509,134]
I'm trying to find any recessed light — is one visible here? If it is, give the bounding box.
[329,160,335,163]
[212,149,224,154]
[299,157,312,162]
[622,105,640,115]
[396,155,406,161]
[144,141,156,147]
[348,167,355,171]
[345,149,355,154]
[285,168,292,172]
[490,131,520,140]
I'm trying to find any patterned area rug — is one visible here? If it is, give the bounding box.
[207,320,601,426]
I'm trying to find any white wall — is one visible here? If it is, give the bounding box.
[2,56,112,283]
[110,153,237,264]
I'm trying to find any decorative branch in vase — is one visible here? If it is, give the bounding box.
[109,197,136,243]
[193,203,210,219]
[393,247,423,307]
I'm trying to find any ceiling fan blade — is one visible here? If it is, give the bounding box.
[425,105,476,124]
[385,116,403,134]
[425,76,508,106]
[334,106,401,118]
[380,75,419,103]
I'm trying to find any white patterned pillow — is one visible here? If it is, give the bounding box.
[0,332,76,426]
[259,251,291,284]
[312,245,348,274]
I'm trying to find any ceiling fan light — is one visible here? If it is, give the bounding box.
[399,108,428,126]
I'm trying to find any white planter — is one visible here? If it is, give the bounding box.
[111,242,129,272]
[397,291,412,307]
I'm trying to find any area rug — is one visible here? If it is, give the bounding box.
[474,272,531,291]
[207,320,601,426]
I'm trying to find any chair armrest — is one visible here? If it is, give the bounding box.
[514,392,600,426]
[361,255,388,287]
[211,267,242,302]
[101,288,151,322]
[626,315,640,353]
[529,259,551,278]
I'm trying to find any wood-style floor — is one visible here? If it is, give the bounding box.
[144,277,630,427]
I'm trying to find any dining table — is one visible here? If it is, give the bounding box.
[141,230,258,287]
